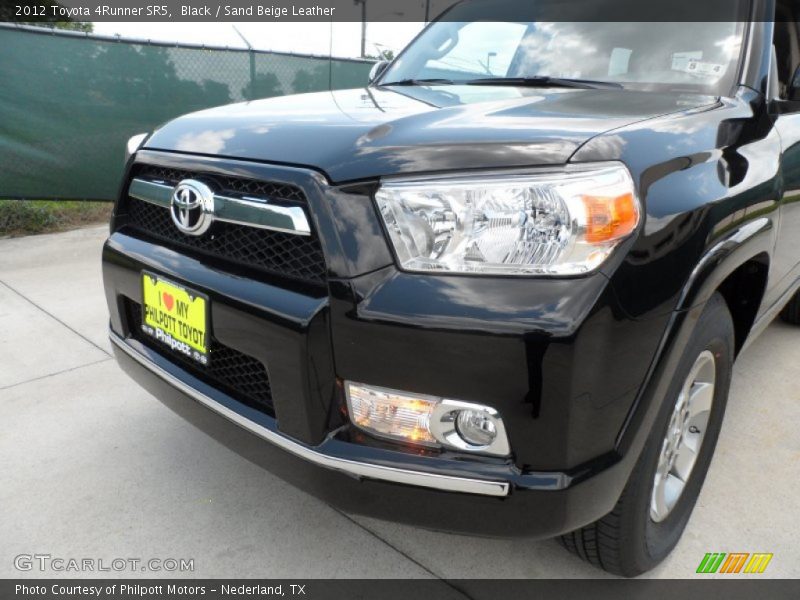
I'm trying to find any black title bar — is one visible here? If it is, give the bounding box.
[3,579,800,600]
[0,0,781,23]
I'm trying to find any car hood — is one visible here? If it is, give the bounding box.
[144,86,718,183]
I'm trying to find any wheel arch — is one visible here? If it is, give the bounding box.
[614,217,774,477]
[674,217,773,319]
[716,253,770,356]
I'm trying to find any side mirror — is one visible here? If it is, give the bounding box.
[369,60,390,83]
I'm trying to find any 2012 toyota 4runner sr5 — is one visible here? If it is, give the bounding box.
[103,0,800,576]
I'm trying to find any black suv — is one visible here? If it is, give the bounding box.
[104,0,800,576]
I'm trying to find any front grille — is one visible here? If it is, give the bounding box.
[127,301,274,415]
[121,166,327,285]
[138,166,307,204]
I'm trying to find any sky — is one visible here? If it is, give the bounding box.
[91,22,425,59]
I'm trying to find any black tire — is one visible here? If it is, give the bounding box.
[559,293,735,577]
[780,290,800,325]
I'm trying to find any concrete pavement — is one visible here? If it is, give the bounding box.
[1,225,798,581]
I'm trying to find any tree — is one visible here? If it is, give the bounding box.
[241,73,284,100]
[365,49,395,61]
[291,65,330,94]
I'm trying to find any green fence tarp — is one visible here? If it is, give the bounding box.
[0,27,373,200]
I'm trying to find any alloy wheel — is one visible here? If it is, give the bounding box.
[650,350,716,523]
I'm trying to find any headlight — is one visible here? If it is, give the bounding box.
[374,164,638,276]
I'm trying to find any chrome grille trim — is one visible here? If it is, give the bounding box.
[129,177,312,236]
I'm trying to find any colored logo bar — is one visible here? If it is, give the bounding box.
[697,553,773,574]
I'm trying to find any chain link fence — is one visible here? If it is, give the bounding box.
[0,25,374,201]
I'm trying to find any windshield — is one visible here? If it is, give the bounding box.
[381,19,747,95]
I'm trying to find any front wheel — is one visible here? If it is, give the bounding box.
[559,293,734,577]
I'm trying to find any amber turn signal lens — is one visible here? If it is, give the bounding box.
[346,382,438,446]
[582,192,638,244]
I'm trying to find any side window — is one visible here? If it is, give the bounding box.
[774,10,800,99]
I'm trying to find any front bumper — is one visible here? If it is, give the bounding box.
[111,330,508,497]
[111,328,636,537]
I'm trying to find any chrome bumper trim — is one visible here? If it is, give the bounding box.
[110,332,511,498]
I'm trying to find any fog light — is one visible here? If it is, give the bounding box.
[456,410,498,447]
[344,382,510,457]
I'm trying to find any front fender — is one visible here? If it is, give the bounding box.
[610,216,773,485]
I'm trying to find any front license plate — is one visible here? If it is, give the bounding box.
[141,272,209,366]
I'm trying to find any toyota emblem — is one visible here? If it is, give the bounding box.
[170,179,214,236]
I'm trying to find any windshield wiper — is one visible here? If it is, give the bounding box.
[463,76,624,90]
[380,76,624,90]
[379,78,456,86]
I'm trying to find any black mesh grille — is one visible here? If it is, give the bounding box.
[127,301,273,414]
[137,165,307,204]
[121,166,326,284]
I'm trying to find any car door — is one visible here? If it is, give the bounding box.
[770,12,800,303]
